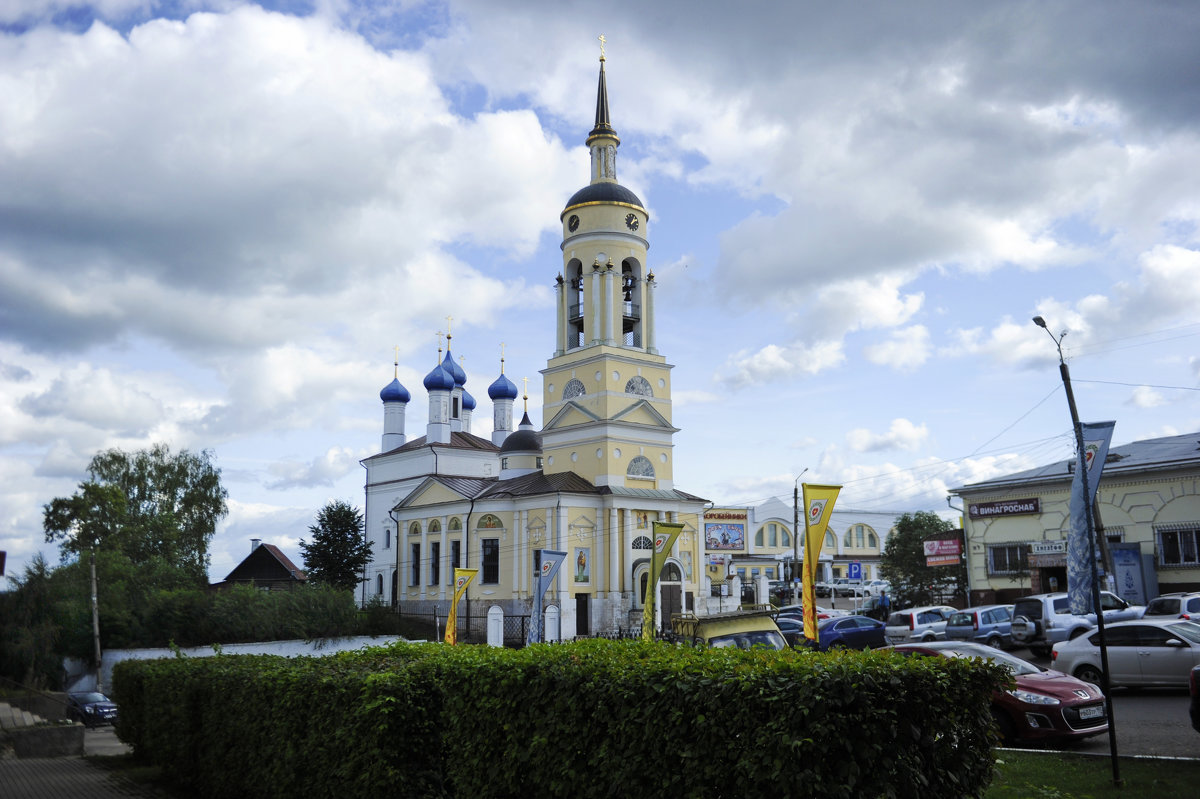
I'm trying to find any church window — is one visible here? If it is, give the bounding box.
[563,379,586,399]
[481,539,499,583]
[430,542,440,585]
[868,530,878,548]
[501,457,508,469]
[410,543,420,586]
[781,528,791,548]
[451,540,461,570]
[376,574,383,595]
[754,528,764,547]
[632,535,652,549]
[662,563,681,581]
[627,456,655,479]
[843,529,854,548]
[624,376,653,396]
[536,457,544,469]
[384,526,391,549]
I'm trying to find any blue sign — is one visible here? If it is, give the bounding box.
[848,561,862,580]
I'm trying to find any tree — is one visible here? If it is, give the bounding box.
[299,501,372,592]
[880,511,968,608]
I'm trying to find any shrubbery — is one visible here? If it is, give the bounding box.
[114,639,1007,799]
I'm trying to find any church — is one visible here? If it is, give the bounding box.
[360,50,708,639]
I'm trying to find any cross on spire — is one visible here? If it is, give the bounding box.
[598,34,606,61]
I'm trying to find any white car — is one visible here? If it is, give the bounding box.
[858,579,891,597]
[1051,618,1200,688]
[885,605,957,644]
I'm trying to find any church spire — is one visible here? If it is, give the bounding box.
[590,35,615,141]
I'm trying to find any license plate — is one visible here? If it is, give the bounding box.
[1079,705,1104,720]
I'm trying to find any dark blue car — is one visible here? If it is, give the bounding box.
[804,614,887,651]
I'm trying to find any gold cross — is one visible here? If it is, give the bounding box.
[393,345,399,377]
[500,342,506,372]
[598,34,606,60]
[445,315,453,338]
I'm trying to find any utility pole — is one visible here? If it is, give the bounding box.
[792,468,808,605]
[90,545,102,693]
[1032,315,1122,786]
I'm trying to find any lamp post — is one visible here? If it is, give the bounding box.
[1032,316,1122,786]
[792,468,808,605]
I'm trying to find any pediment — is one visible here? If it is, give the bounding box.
[544,401,601,430]
[396,478,469,508]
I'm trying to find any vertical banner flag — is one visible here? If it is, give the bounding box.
[527,549,567,645]
[444,568,478,646]
[1067,421,1115,615]
[641,521,685,641]
[802,484,841,640]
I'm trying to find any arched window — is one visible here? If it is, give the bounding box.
[868,531,878,548]
[843,529,853,548]
[624,376,653,396]
[384,526,391,549]
[856,525,865,548]
[478,514,502,529]
[375,573,383,595]
[409,521,421,536]
[627,456,655,478]
[781,528,791,548]
[632,535,652,549]
[754,528,764,547]
[563,379,586,399]
[824,531,835,549]
[662,563,682,581]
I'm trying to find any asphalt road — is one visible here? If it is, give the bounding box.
[825,595,1200,759]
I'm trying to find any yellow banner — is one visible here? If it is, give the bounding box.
[444,568,479,646]
[641,521,684,640]
[802,484,841,640]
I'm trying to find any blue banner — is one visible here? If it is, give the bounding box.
[1067,421,1115,615]
[527,549,566,645]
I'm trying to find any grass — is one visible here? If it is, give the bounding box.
[987,750,1200,798]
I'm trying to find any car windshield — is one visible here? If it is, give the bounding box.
[885,613,908,626]
[709,631,787,650]
[1165,622,1200,645]
[940,647,1040,676]
[72,692,109,703]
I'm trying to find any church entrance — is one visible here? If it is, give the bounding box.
[659,563,683,633]
[576,593,590,637]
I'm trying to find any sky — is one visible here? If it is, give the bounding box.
[2,0,1199,586]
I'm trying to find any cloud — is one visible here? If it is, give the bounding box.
[1128,386,1165,408]
[716,340,845,389]
[864,326,932,371]
[265,446,369,490]
[847,419,929,453]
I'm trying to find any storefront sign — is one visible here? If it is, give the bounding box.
[924,537,962,566]
[968,498,1041,519]
[1031,540,1066,555]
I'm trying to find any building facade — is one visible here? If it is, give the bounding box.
[360,54,707,639]
[950,431,1200,605]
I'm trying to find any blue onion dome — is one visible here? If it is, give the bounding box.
[380,377,410,404]
[488,372,519,400]
[442,350,467,386]
[423,362,454,391]
[462,389,476,411]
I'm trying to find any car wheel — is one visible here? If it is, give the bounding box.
[991,708,1018,745]
[1074,664,1103,685]
[986,635,1002,650]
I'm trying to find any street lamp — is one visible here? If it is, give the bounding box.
[792,467,808,605]
[1032,315,1122,786]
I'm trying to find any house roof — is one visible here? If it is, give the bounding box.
[364,430,500,461]
[221,543,307,584]
[953,430,1200,494]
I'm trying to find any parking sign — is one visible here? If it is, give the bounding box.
[848,561,862,580]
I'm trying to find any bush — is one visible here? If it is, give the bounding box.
[114,640,1005,799]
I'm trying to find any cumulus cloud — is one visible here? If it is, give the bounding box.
[864,326,932,371]
[1128,386,1165,408]
[847,419,930,453]
[265,446,369,490]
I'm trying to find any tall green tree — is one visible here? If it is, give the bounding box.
[299,501,372,592]
[880,511,968,608]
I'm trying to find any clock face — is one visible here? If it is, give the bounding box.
[568,215,580,232]
[625,213,640,231]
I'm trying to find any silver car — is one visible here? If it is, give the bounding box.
[1051,619,1200,688]
[885,605,957,644]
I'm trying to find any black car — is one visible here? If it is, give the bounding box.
[67,691,118,727]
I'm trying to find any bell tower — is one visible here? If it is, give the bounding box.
[542,45,677,489]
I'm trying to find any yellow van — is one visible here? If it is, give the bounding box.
[670,608,788,650]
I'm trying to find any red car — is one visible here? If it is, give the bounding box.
[891,640,1108,744]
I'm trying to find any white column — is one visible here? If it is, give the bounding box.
[609,506,620,599]
[645,276,657,354]
[603,265,614,344]
[590,265,602,344]
[420,524,429,600]
[622,508,634,600]
[555,276,566,356]
[512,508,522,598]
[439,520,449,600]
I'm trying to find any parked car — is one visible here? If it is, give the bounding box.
[1051,618,1200,688]
[671,609,788,650]
[945,604,1015,649]
[884,605,957,644]
[858,579,892,597]
[1010,591,1144,657]
[66,691,118,728]
[802,614,887,651]
[854,596,891,621]
[833,579,865,598]
[817,577,851,598]
[1144,592,1200,620]
[1191,664,1200,733]
[891,641,1108,744]
[776,603,845,622]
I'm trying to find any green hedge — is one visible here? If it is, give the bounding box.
[113,640,1006,799]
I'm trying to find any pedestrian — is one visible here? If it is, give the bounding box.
[879,590,891,620]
